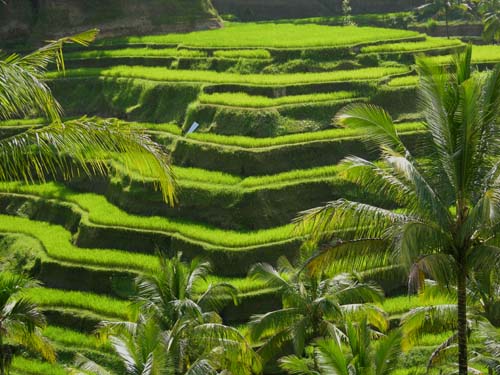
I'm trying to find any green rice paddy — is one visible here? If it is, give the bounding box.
[100,23,420,48]
[48,65,410,85]
[198,91,359,108]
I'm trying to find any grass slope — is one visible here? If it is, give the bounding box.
[99,23,421,48]
[48,65,410,85]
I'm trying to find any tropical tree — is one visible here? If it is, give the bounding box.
[279,319,402,375]
[133,252,239,331]
[479,0,500,42]
[0,273,55,375]
[416,0,471,38]
[80,253,262,375]
[296,46,500,374]
[0,29,175,204]
[248,258,387,365]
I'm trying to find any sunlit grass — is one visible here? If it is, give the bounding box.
[11,357,68,375]
[48,65,409,85]
[382,294,456,316]
[0,182,295,248]
[44,326,112,351]
[387,75,419,87]
[65,47,208,59]
[361,36,463,54]
[212,49,272,59]
[23,287,131,320]
[198,91,359,108]
[99,23,420,48]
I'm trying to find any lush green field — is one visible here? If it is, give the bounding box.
[100,23,421,48]
[0,183,294,248]
[24,287,131,320]
[361,36,463,54]
[429,44,500,65]
[48,65,409,85]
[65,47,208,59]
[212,49,272,59]
[198,91,359,108]
[387,75,419,87]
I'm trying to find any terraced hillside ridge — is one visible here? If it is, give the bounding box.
[3,21,500,374]
[212,0,425,21]
[0,0,221,44]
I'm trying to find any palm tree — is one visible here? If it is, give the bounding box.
[133,252,239,330]
[89,253,261,375]
[0,29,175,204]
[479,0,500,43]
[279,319,402,375]
[0,273,55,375]
[296,46,500,374]
[417,0,470,38]
[248,259,387,365]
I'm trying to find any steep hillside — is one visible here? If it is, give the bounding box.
[212,0,425,21]
[0,0,221,44]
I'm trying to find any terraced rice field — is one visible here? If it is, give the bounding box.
[2,21,497,374]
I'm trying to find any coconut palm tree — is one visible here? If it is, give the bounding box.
[297,46,500,374]
[133,252,239,330]
[0,29,175,204]
[479,0,500,43]
[0,273,55,375]
[248,258,387,365]
[87,253,261,375]
[279,319,402,375]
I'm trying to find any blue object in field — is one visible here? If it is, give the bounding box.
[186,122,200,135]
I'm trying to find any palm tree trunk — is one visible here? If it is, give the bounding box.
[457,252,468,375]
[445,4,450,39]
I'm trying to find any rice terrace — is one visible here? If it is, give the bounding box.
[1,0,500,374]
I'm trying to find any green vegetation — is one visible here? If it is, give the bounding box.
[10,357,67,375]
[297,47,500,374]
[387,75,419,87]
[0,182,294,248]
[429,44,500,65]
[66,47,208,59]
[198,91,359,108]
[49,65,410,85]
[361,36,463,54]
[24,287,131,320]
[212,49,272,59]
[101,23,421,48]
[3,9,500,374]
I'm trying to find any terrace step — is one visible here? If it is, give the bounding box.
[0,193,301,276]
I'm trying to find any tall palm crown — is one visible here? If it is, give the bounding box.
[95,253,260,375]
[249,259,386,365]
[0,273,55,375]
[0,30,175,204]
[297,46,500,374]
[280,319,402,375]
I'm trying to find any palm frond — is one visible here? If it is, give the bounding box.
[374,329,402,375]
[249,263,291,291]
[73,354,112,375]
[304,238,390,276]
[197,283,239,312]
[0,118,176,204]
[314,338,349,375]
[279,355,317,375]
[334,103,405,152]
[401,304,457,349]
[340,156,417,208]
[296,198,406,244]
[249,308,302,342]
[1,29,98,122]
